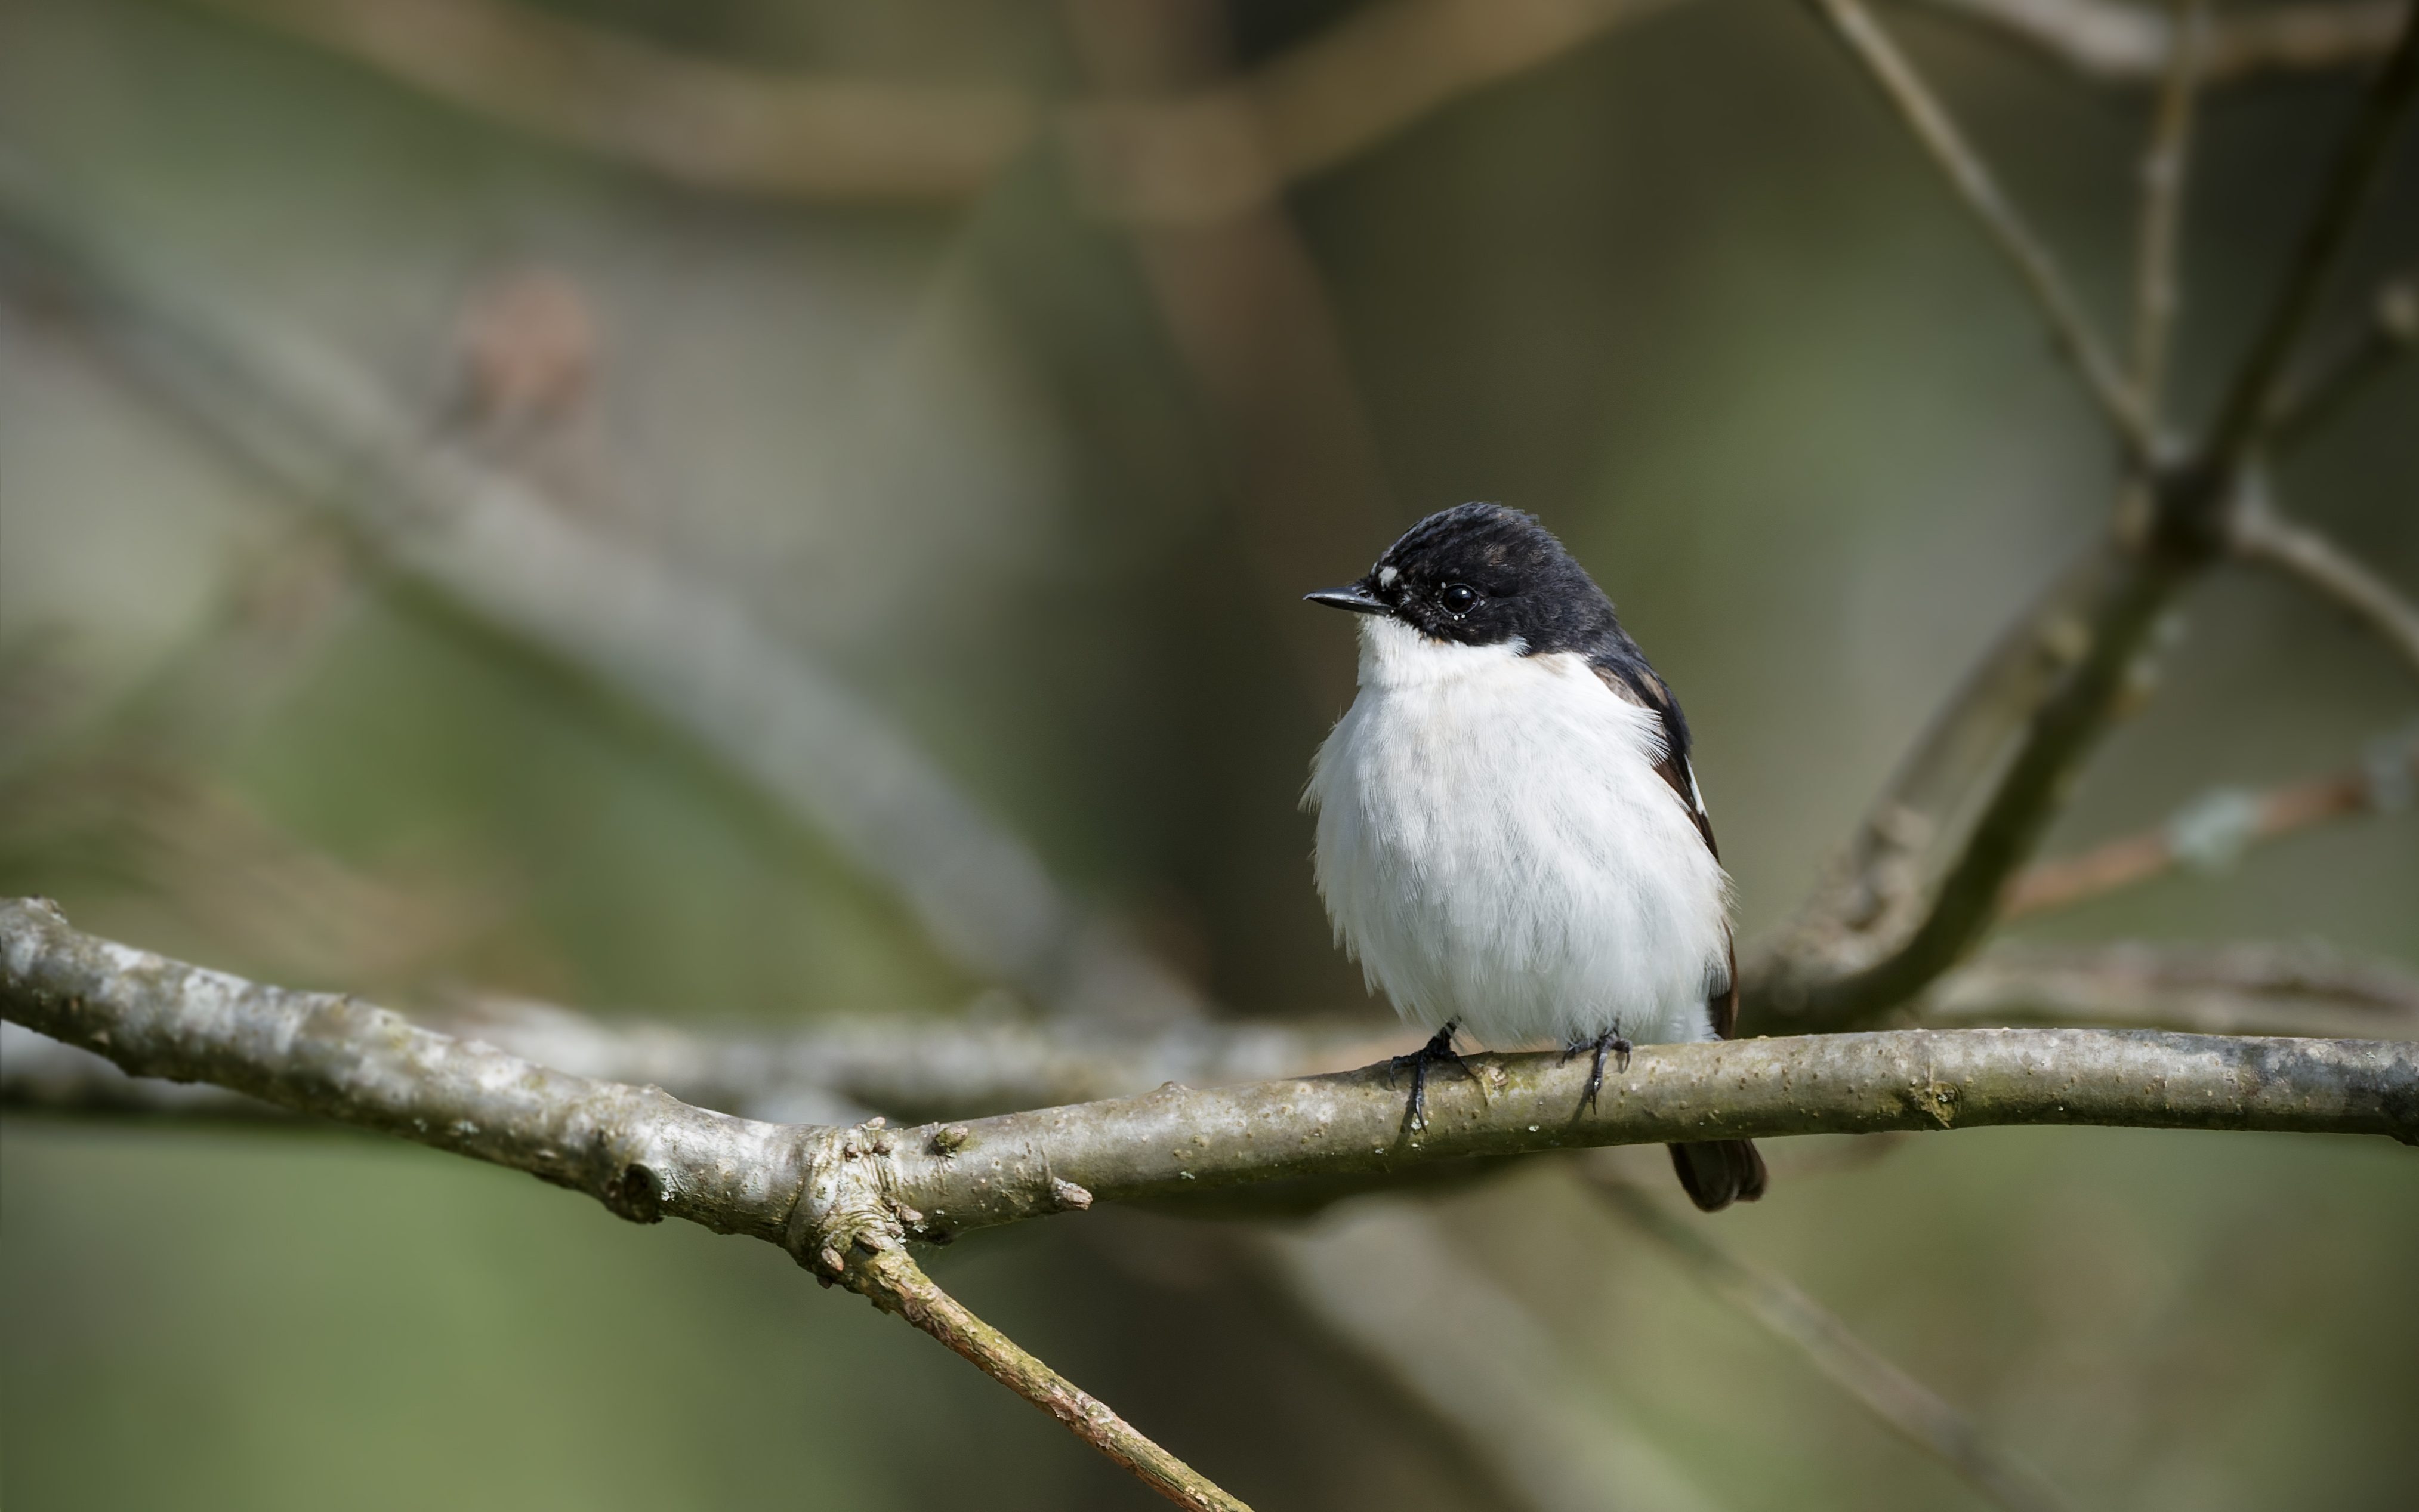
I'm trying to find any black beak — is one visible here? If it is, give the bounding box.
[1304,583,1390,616]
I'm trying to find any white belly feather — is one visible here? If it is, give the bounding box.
[1306,618,1732,1049]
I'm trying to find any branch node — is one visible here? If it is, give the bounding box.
[603,1162,665,1224]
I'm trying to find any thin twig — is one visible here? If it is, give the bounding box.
[2266,268,2419,453]
[2194,5,2419,496]
[1587,1174,2078,1512]
[1920,942,2419,1039]
[2230,489,2419,679]
[2129,0,2208,427]
[840,1244,1252,1512]
[1806,0,2149,450]
[2001,724,2419,917]
[1910,0,2409,87]
[1260,1202,1726,1512]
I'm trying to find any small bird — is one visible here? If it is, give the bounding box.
[1303,503,1766,1211]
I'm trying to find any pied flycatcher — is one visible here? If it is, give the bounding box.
[1303,503,1766,1212]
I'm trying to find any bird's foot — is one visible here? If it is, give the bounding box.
[1388,1022,1474,1130]
[1561,1029,1633,1114]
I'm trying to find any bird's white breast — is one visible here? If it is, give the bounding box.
[1304,618,1731,1048]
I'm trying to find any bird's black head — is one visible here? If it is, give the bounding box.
[1305,503,1619,653]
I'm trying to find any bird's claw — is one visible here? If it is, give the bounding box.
[1562,1029,1633,1114]
[1389,1022,1474,1130]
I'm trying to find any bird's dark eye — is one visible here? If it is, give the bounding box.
[1439,583,1480,615]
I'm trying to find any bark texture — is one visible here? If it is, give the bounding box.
[7,898,2412,1258]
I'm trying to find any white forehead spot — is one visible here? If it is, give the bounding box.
[1377,565,1399,586]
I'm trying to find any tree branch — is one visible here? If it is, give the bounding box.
[2128,0,2207,429]
[2193,5,2419,499]
[2266,267,2418,453]
[184,0,1038,200]
[1919,942,2419,1039]
[184,0,2411,220]
[191,0,1684,219]
[0,893,1249,1506]
[1910,0,2410,87]
[19,937,2419,1124]
[8,900,2412,1223]
[837,1240,1252,1511]
[7,902,2413,1491]
[1748,544,2186,1028]
[2000,723,2419,918]
[1757,544,2115,985]
[0,989,1404,1129]
[1805,0,2149,450]
[2230,489,2419,681]
[1586,1173,2077,1512]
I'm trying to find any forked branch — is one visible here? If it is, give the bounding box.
[1751,0,2419,1031]
[834,1240,1251,1512]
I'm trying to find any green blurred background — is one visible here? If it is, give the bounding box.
[2,0,2415,1507]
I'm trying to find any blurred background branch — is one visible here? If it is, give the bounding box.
[1744,0,2419,1032]
[1807,0,2149,449]
[1918,940,2419,1038]
[2000,720,2419,917]
[2229,486,2419,679]
[187,0,1690,217]
[2266,266,2417,450]
[188,0,1039,199]
[2125,0,2205,433]
[1913,0,2410,84]
[180,0,2418,226]
[1584,1171,2076,1512]
[0,179,1201,1026]
[1260,1200,1729,1512]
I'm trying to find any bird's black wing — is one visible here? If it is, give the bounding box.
[1593,658,1765,1208]
[1591,659,1718,860]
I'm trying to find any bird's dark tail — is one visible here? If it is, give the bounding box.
[1667,1139,1767,1212]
